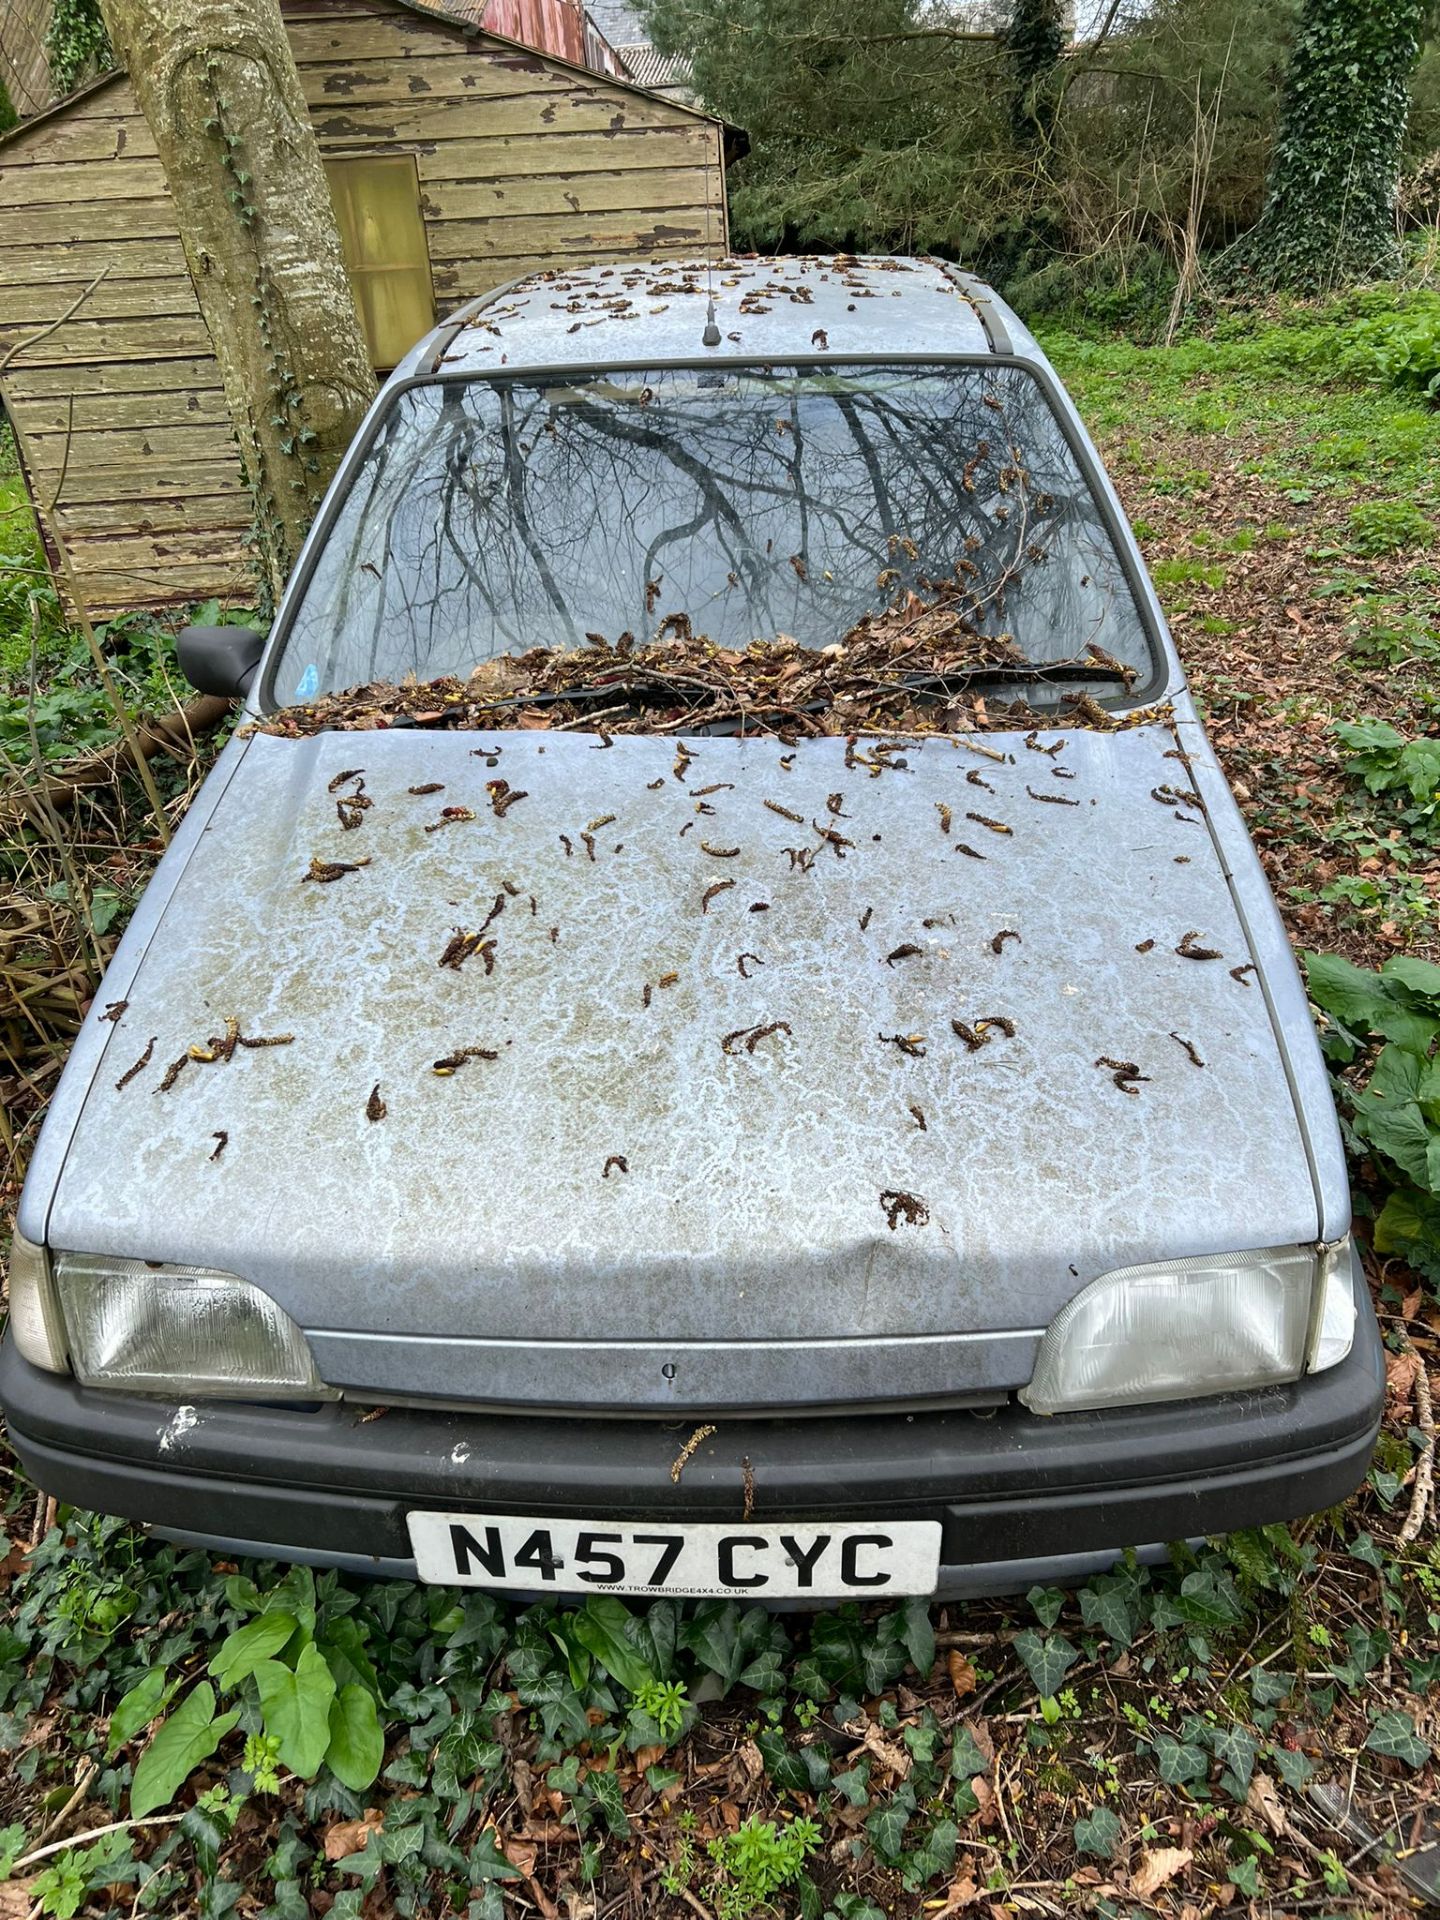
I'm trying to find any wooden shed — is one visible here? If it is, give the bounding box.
[0,0,731,618]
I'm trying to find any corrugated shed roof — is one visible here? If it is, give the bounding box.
[614,41,690,91]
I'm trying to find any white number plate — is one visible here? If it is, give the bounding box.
[407,1512,942,1598]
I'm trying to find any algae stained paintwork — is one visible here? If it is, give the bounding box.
[48,721,1317,1413]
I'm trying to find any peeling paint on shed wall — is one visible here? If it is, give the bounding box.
[0,0,729,617]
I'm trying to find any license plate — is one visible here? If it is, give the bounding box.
[406,1512,942,1597]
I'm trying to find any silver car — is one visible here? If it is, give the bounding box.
[3,256,1382,1602]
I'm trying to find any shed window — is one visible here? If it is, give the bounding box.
[324,155,436,371]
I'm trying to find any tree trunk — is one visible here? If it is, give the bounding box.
[1229,0,1430,292]
[1004,0,1066,149]
[99,0,376,605]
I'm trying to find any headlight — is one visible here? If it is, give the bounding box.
[54,1254,328,1400]
[7,1226,69,1374]
[1021,1241,1352,1416]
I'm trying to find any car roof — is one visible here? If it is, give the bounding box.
[418,254,1013,379]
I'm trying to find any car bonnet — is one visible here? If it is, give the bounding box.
[49,721,1318,1412]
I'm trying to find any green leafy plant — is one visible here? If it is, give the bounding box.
[634,1677,688,1739]
[706,1814,821,1919]
[44,0,112,94]
[128,1568,386,1815]
[1338,291,1440,400]
[1333,718,1440,843]
[1304,951,1440,1280]
[29,1830,134,1918]
[1347,499,1434,556]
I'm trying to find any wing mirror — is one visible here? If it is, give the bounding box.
[177,624,267,700]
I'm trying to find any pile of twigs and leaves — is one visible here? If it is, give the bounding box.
[255,586,1148,744]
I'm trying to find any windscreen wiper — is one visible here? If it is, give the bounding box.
[884,662,1136,701]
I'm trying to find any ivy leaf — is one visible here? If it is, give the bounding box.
[950,1723,989,1779]
[1026,1585,1066,1629]
[584,1766,631,1836]
[1366,1710,1431,1768]
[326,1685,385,1793]
[895,1597,935,1675]
[432,1713,504,1802]
[1152,1730,1208,1787]
[209,1612,297,1691]
[1208,1723,1257,1792]
[131,1683,241,1817]
[1272,1747,1316,1791]
[905,1814,958,1885]
[254,1643,337,1779]
[833,1761,870,1808]
[1012,1629,1078,1701]
[1073,1804,1122,1859]
[754,1727,811,1793]
[1228,1855,1263,1898]
[865,1796,912,1865]
[1174,1566,1244,1626]
[1248,1669,1295,1708]
[0,1825,26,1879]
[467,1829,522,1882]
[1079,1585,1134,1647]
[680,1601,745,1689]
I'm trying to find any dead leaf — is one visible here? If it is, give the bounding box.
[970,1774,998,1827]
[0,1886,36,1919]
[1245,1770,1288,1838]
[1386,1348,1421,1404]
[323,1809,383,1861]
[502,1835,536,1878]
[858,1720,912,1779]
[634,1744,665,1774]
[501,1833,560,1920]
[948,1649,979,1699]
[933,1874,985,1914]
[1130,1846,1193,1898]
[0,1538,30,1589]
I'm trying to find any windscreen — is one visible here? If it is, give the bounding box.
[271,361,1154,703]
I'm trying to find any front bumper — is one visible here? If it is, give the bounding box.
[0,1281,1383,1599]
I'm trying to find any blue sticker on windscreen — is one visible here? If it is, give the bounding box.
[292,663,319,701]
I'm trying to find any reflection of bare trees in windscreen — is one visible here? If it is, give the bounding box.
[279,365,1149,702]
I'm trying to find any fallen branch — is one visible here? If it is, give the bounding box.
[1,693,231,829]
[1400,1339,1435,1546]
[10,1812,182,1874]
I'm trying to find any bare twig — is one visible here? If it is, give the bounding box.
[1400,1340,1435,1546]
[10,1813,183,1874]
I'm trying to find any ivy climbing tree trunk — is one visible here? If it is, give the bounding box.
[98,0,376,605]
[1226,0,1431,292]
[1004,0,1066,150]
